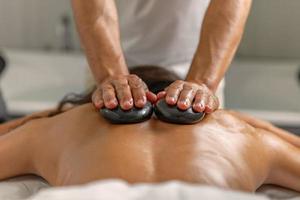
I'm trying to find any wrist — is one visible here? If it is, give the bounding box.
[97,73,130,85]
[93,63,129,85]
[186,75,218,93]
[187,59,221,92]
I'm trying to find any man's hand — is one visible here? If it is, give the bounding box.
[92,74,157,110]
[157,80,219,113]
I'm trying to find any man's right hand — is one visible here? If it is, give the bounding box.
[92,74,157,110]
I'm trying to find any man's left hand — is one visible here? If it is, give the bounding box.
[157,80,219,113]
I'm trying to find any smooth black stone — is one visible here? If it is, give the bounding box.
[100,101,153,124]
[154,100,205,124]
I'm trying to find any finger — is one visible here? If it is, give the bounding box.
[192,90,208,113]
[205,95,219,113]
[128,75,146,108]
[204,96,214,113]
[177,84,197,110]
[165,80,184,105]
[92,88,104,109]
[141,81,157,103]
[113,78,133,110]
[212,94,220,111]
[102,83,118,109]
[146,91,157,103]
[156,91,166,100]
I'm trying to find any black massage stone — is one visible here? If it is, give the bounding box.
[100,101,153,124]
[154,99,205,124]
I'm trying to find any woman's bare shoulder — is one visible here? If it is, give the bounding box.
[201,109,256,132]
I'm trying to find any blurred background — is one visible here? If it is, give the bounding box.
[0,0,299,132]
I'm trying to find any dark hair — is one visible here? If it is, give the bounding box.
[130,66,180,94]
[50,66,180,116]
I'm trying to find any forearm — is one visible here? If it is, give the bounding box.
[71,0,128,84]
[186,0,252,92]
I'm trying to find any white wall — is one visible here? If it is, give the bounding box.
[238,0,300,58]
[0,0,81,51]
[1,0,300,58]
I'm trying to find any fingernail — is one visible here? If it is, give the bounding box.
[94,99,100,105]
[137,99,144,106]
[193,103,200,110]
[96,101,103,108]
[125,99,133,106]
[110,99,118,106]
[184,99,190,106]
[168,97,175,102]
[200,100,205,108]
[129,98,133,104]
[179,100,188,106]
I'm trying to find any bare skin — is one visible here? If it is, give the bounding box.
[72,0,252,112]
[0,104,299,192]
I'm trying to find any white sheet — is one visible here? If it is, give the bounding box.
[0,176,48,200]
[26,180,268,200]
[0,176,299,200]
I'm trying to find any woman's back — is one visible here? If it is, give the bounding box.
[25,103,271,191]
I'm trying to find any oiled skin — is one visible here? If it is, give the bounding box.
[2,103,299,192]
[10,104,275,191]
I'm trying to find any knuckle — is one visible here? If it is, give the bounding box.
[183,84,193,90]
[118,88,131,97]
[93,88,101,95]
[92,93,101,102]
[142,82,149,91]
[194,94,203,102]
[114,76,128,84]
[135,88,146,95]
[102,78,111,84]
[101,84,114,91]
[128,74,139,80]
[194,98,201,104]
[132,85,144,90]
[95,86,102,91]
[102,93,114,100]
[197,83,209,90]
[175,80,184,84]
[196,89,204,96]
[130,81,143,89]
[198,82,207,88]
[116,83,130,90]
[197,85,205,91]
[169,84,182,90]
